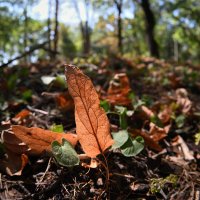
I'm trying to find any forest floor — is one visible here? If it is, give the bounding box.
[0,56,200,200]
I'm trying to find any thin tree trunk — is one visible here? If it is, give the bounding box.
[114,0,123,53]
[47,0,52,58]
[73,0,91,55]
[23,1,28,62]
[53,0,59,57]
[140,0,159,58]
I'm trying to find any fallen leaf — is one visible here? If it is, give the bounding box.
[65,64,113,158]
[1,150,29,176]
[12,109,31,121]
[1,125,78,155]
[130,129,163,152]
[81,158,99,168]
[42,91,74,112]
[149,122,168,142]
[175,88,192,114]
[158,105,172,124]
[105,73,132,106]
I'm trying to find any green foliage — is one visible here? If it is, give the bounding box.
[175,115,185,128]
[150,174,178,194]
[100,100,110,113]
[22,89,32,101]
[112,130,129,149]
[51,138,80,167]
[112,130,144,157]
[60,25,77,58]
[115,106,128,129]
[194,132,200,145]
[121,136,144,157]
[50,124,64,133]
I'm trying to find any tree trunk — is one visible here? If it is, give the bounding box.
[140,0,159,58]
[73,0,91,56]
[83,21,90,55]
[53,0,59,57]
[23,2,28,62]
[47,0,52,58]
[115,0,123,53]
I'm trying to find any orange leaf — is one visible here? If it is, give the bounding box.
[2,125,78,156]
[65,64,114,158]
[131,129,163,152]
[106,73,132,106]
[12,109,30,121]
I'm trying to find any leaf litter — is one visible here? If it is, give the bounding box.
[0,56,200,199]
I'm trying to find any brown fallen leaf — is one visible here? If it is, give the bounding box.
[65,64,114,158]
[1,151,29,176]
[175,88,192,114]
[149,122,168,142]
[105,73,132,106]
[1,125,78,155]
[0,124,78,176]
[12,109,31,121]
[130,129,163,152]
[42,91,74,112]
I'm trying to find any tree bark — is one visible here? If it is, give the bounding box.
[114,0,123,54]
[140,0,159,58]
[23,1,28,62]
[47,0,52,57]
[53,0,59,57]
[73,0,91,55]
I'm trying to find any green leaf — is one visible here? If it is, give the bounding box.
[115,106,128,129]
[50,124,64,133]
[121,136,144,157]
[175,115,185,128]
[22,89,32,101]
[112,130,129,149]
[194,132,200,145]
[150,115,163,128]
[100,100,110,112]
[52,138,80,167]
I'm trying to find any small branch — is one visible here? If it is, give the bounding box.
[0,41,49,68]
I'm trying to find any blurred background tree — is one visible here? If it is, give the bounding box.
[0,0,200,66]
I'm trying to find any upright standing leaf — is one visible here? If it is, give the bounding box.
[65,64,114,158]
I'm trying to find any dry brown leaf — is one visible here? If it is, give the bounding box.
[141,106,155,118]
[42,91,74,111]
[1,125,78,155]
[65,64,113,158]
[81,158,99,168]
[1,150,29,176]
[158,105,172,124]
[106,73,132,106]
[149,122,167,142]
[131,129,163,152]
[175,88,192,114]
[12,109,31,121]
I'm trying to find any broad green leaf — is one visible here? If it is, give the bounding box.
[52,138,79,167]
[100,100,110,112]
[121,136,144,157]
[112,130,129,149]
[50,124,64,133]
